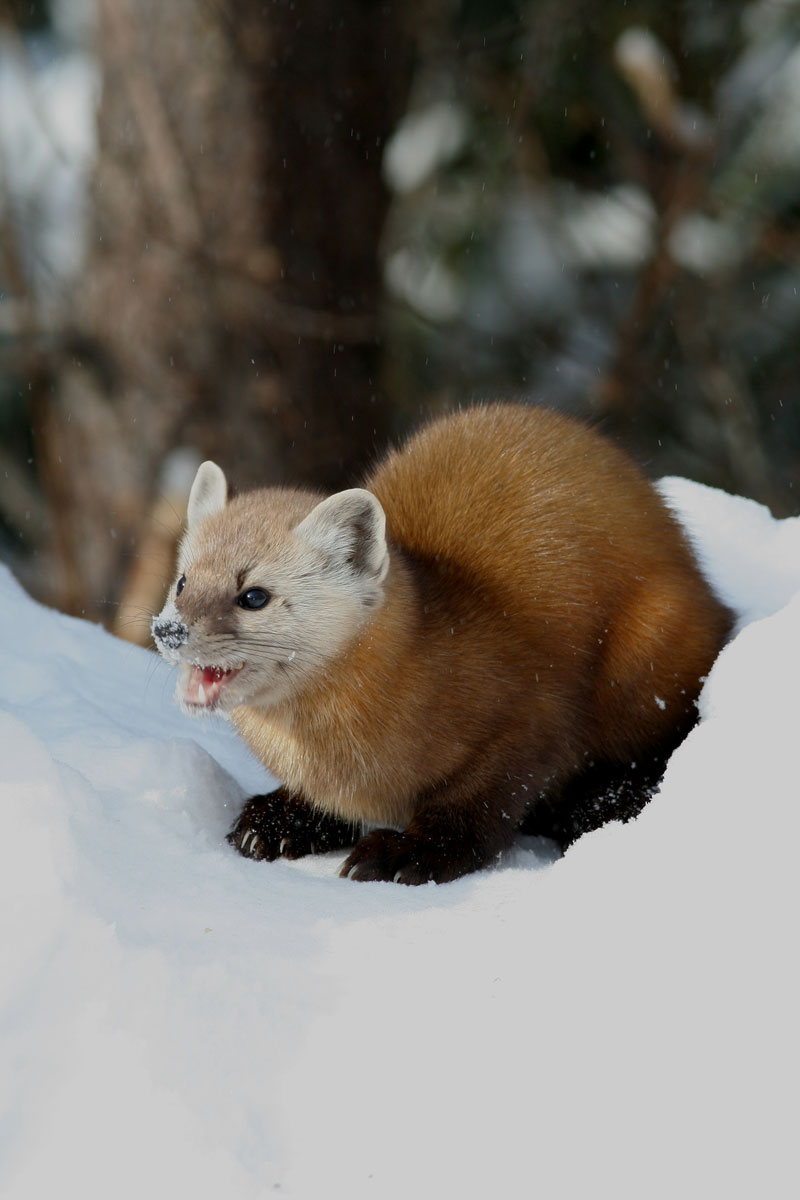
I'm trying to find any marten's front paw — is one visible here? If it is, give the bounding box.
[341,828,474,885]
[227,790,358,861]
[227,793,294,860]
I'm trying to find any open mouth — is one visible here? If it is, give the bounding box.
[178,662,245,709]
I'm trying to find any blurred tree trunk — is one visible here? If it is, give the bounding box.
[37,0,412,628]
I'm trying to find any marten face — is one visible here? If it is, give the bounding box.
[151,462,389,716]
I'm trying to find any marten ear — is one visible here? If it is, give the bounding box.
[187,461,227,528]
[297,488,389,583]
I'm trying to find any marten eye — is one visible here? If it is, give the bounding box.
[237,587,270,610]
[176,574,186,596]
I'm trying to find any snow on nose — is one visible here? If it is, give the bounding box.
[151,615,189,652]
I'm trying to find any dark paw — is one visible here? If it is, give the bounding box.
[341,828,479,885]
[227,790,358,862]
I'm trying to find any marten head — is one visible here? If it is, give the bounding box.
[151,461,389,715]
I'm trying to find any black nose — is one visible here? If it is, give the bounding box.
[151,616,189,650]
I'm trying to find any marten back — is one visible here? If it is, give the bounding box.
[367,404,729,771]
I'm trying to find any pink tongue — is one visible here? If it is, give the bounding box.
[201,666,226,684]
[187,665,231,705]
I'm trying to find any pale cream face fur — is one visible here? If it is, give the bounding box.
[151,461,389,716]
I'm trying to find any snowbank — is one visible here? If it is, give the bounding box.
[1,480,798,1199]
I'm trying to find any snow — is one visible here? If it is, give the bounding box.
[383,100,468,194]
[2,479,799,1199]
[0,33,98,293]
[560,183,656,269]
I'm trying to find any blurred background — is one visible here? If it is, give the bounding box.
[1,0,799,643]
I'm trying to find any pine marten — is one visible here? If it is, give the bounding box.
[152,404,731,884]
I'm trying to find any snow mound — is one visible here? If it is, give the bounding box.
[1,480,798,1199]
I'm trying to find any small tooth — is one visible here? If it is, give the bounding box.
[197,683,206,703]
